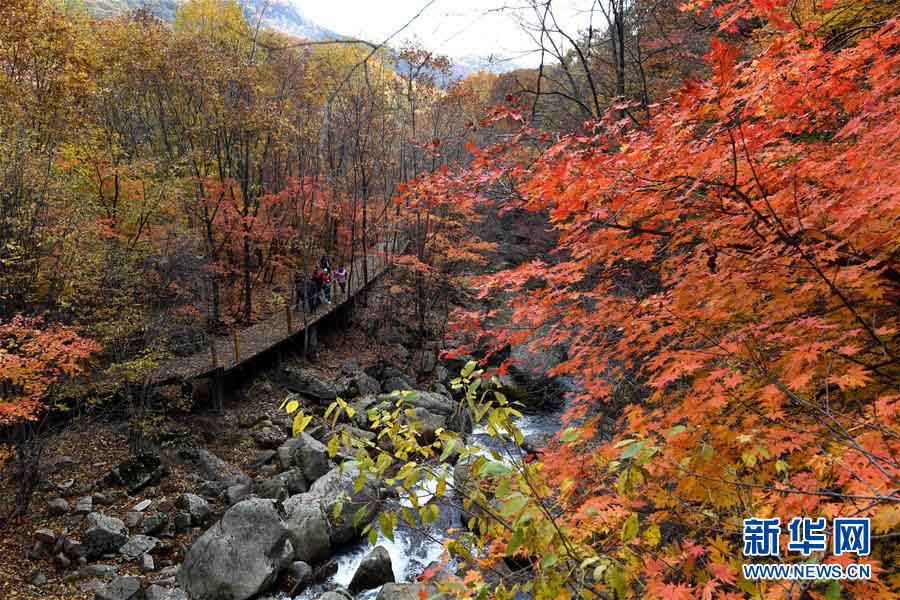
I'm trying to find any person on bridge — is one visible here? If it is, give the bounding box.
[321,267,333,304]
[335,264,348,296]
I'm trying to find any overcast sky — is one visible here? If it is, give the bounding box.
[298,0,592,68]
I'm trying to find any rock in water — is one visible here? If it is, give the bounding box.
[177,498,293,600]
[376,583,435,600]
[85,513,128,558]
[307,462,381,545]
[348,545,395,593]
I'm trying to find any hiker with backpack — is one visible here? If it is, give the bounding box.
[335,264,348,297]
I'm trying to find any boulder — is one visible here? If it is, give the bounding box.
[348,545,395,593]
[34,528,56,545]
[399,390,454,416]
[140,553,155,573]
[252,425,287,449]
[255,476,287,501]
[178,498,294,600]
[278,433,330,482]
[48,497,70,515]
[434,365,450,383]
[173,512,192,533]
[126,512,143,529]
[316,592,352,600]
[504,334,568,411]
[145,585,188,600]
[74,496,94,514]
[404,407,447,443]
[289,560,312,583]
[225,483,252,506]
[339,370,381,399]
[94,576,142,600]
[119,535,159,559]
[283,496,331,563]
[308,463,381,545]
[106,455,168,493]
[376,583,435,600]
[85,513,128,557]
[346,395,384,428]
[282,367,339,402]
[381,375,414,394]
[175,448,251,487]
[179,493,211,525]
[63,537,88,560]
[142,512,169,536]
[64,564,118,582]
[276,468,309,495]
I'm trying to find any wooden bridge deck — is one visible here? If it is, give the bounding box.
[154,245,395,384]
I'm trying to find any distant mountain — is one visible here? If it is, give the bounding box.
[81,0,519,81]
[82,0,341,41]
[451,54,522,78]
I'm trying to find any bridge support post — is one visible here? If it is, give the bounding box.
[211,368,224,413]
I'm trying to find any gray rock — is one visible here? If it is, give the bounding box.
[283,497,331,563]
[308,463,381,545]
[278,433,331,482]
[126,511,144,529]
[289,560,312,583]
[376,583,435,600]
[173,512,192,533]
[132,499,153,512]
[48,497,70,515]
[79,579,106,594]
[64,564,118,582]
[145,585,188,600]
[106,454,167,493]
[226,483,251,506]
[177,498,294,600]
[316,592,352,600]
[28,570,47,586]
[140,553,155,573]
[252,425,287,449]
[74,496,94,514]
[282,367,339,402]
[434,365,450,383]
[94,576,142,600]
[399,390,454,416]
[85,513,128,557]
[404,407,447,443]
[293,433,331,482]
[179,493,211,525]
[176,448,251,487]
[277,468,308,495]
[247,450,277,472]
[63,537,88,560]
[349,545,395,593]
[119,534,159,559]
[381,375,413,394]
[34,528,56,545]
[142,512,169,536]
[255,476,287,501]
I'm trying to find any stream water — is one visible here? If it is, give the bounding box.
[290,388,571,600]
